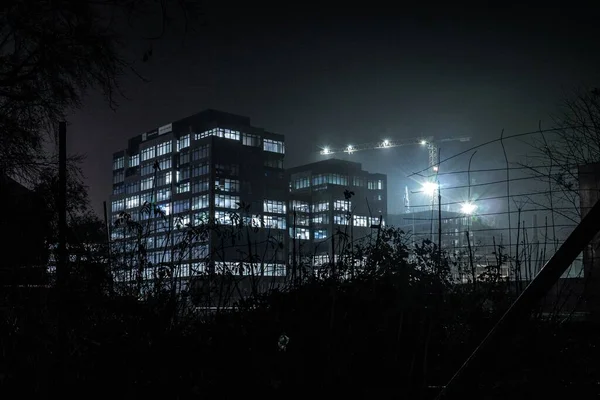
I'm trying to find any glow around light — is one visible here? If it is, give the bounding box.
[433,165,439,172]
[382,139,390,147]
[420,140,427,145]
[346,145,354,154]
[461,202,477,215]
[422,181,437,197]
[321,147,331,155]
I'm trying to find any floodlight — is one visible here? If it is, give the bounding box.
[461,202,477,215]
[420,140,427,145]
[346,145,354,154]
[382,139,390,147]
[322,148,331,155]
[422,181,437,197]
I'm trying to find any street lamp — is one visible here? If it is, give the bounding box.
[321,147,331,155]
[346,145,354,154]
[382,139,390,147]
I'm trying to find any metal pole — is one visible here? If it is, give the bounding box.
[58,121,67,287]
[436,198,600,399]
[437,180,442,271]
[57,120,67,391]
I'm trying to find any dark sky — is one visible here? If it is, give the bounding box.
[65,2,600,216]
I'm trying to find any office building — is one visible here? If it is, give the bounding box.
[109,110,288,288]
[286,159,387,270]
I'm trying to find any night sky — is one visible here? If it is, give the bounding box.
[65,2,600,216]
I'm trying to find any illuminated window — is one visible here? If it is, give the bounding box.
[113,170,124,184]
[173,199,190,214]
[352,177,365,187]
[111,199,124,212]
[334,214,350,225]
[312,201,329,212]
[294,215,309,226]
[155,171,172,186]
[126,181,139,194]
[215,194,240,209]
[192,178,210,193]
[129,154,140,168]
[263,139,284,154]
[264,215,286,229]
[156,188,170,202]
[311,213,329,224]
[156,141,172,157]
[179,151,190,165]
[112,184,124,195]
[157,157,171,170]
[294,178,310,189]
[223,128,240,140]
[214,210,233,225]
[177,182,190,193]
[113,156,124,170]
[289,227,309,240]
[140,192,152,206]
[177,134,190,151]
[263,199,286,214]
[353,215,368,227]
[191,194,210,210]
[291,200,309,212]
[140,163,154,176]
[157,202,171,216]
[141,146,155,161]
[215,178,240,192]
[334,200,351,212]
[313,254,329,266]
[368,180,384,190]
[242,133,261,147]
[141,177,153,191]
[314,229,328,239]
[193,211,209,225]
[126,195,139,209]
[179,167,190,180]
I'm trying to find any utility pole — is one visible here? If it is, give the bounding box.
[57,121,67,392]
[58,121,67,292]
[437,179,442,273]
[436,149,442,273]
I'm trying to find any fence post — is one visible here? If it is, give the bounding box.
[436,198,600,399]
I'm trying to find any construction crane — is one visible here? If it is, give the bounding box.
[319,135,471,172]
[320,135,471,213]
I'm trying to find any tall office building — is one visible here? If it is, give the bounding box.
[286,159,387,269]
[109,110,288,286]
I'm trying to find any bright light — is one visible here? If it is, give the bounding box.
[422,181,437,197]
[420,140,427,145]
[461,202,477,215]
[433,166,439,172]
[321,148,331,155]
[346,145,354,154]
[382,139,390,147]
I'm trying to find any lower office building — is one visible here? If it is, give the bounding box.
[286,159,387,272]
[109,110,288,300]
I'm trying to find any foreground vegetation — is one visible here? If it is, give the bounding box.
[1,219,598,399]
